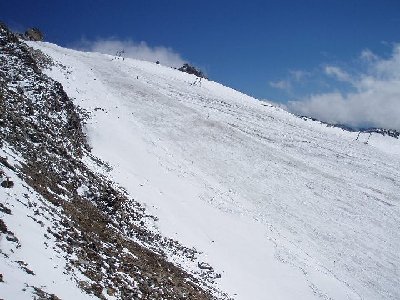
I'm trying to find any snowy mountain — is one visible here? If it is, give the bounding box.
[0,24,223,300]
[1,24,400,299]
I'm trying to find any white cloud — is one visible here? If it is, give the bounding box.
[269,70,310,95]
[289,70,309,81]
[261,99,289,110]
[288,44,400,130]
[324,66,352,82]
[360,49,378,62]
[74,38,186,68]
[269,80,291,90]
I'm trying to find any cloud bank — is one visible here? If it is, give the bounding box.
[74,38,186,68]
[288,44,400,130]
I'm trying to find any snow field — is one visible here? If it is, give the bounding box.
[30,41,400,300]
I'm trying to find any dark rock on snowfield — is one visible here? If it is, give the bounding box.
[1,178,14,188]
[24,27,44,41]
[178,63,207,79]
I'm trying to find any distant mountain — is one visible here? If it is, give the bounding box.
[1,22,400,300]
[298,115,400,139]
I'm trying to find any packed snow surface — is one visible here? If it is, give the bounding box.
[30,42,400,300]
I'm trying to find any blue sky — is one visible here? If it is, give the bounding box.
[2,1,400,129]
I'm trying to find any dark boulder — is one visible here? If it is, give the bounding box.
[178,63,207,79]
[25,28,44,41]
[1,178,14,188]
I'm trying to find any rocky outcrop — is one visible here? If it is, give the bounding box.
[24,27,44,41]
[178,63,207,79]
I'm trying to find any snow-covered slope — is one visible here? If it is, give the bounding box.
[30,41,400,300]
[0,143,95,300]
[1,26,221,300]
